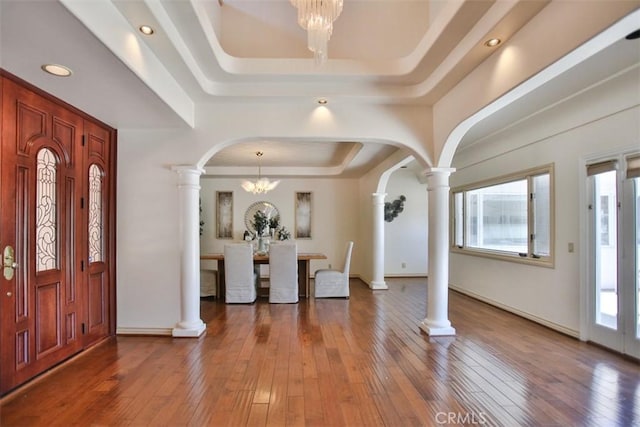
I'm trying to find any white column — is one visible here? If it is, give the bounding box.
[172,166,206,337]
[370,193,388,290]
[420,168,456,336]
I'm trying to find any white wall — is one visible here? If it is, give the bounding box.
[384,169,428,275]
[199,176,359,276]
[199,171,431,280]
[449,69,640,336]
[433,1,637,165]
[115,136,432,331]
[116,132,183,331]
[114,103,432,332]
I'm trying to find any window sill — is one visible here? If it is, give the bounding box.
[450,246,555,268]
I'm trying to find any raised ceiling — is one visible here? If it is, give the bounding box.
[1,1,637,177]
[106,0,548,103]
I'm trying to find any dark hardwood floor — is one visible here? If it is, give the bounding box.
[1,278,639,426]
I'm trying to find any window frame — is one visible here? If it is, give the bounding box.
[451,164,555,268]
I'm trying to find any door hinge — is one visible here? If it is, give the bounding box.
[82,135,86,146]
[529,193,534,201]
[81,197,84,209]
[81,260,84,271]
[81,323,86,334]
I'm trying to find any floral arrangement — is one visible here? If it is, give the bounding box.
[277,227,291,241]
[269,214,280,231]
[252,210,269,237]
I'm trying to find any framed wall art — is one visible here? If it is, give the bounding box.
[295,191,312,239]
[216,191,233,239]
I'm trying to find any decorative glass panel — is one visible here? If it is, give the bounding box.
[88,164,103,263]
[36,148,57,271]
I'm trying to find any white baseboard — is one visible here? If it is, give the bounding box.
[449,284,579,338]
[384,273,427,278]
[116,327,173,336]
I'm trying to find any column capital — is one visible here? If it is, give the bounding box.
[424,167,455,177]
[172,165,203,188]
[425,167,455,189]
[372,192,387,204]
[172,164,204,177]
[171,165,204,173]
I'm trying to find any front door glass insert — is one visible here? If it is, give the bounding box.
[36,148,58,272]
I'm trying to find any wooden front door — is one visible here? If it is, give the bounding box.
[0,73,115,395]
[82,121,113,346]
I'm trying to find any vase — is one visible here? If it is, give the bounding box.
[257,236,266,253]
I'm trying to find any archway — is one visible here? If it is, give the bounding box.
[171,137,434,337]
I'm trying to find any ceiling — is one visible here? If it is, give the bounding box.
[1,0,638,178]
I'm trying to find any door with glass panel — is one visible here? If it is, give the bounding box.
[587,154,640,358]
[83,121,112,346]
[0,75,114,394]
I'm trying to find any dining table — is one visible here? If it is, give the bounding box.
[200,252,327,299]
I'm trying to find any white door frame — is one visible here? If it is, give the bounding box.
[580,149,640,358]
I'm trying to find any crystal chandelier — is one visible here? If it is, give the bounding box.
[290,0,343,65]
[241,151,280,194]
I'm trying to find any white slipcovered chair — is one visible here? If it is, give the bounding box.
[268,242,299,303]
[314,241,353,298]
[224,243,257,304]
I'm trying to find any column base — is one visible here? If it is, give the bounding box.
[419,319,456,336]
[369,280,388,290]
[172,320,206,337]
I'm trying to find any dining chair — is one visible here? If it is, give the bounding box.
[268,242,299,303]
[224,243,257,304]
[314,241,353,298]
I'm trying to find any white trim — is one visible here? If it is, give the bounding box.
[419,322,456,337]
[451,163,555,267]
[579,147,640,355]
[370,281,389,290]
[450,284,580,339]
[384,273,428,278]
[579,145,640,341]
[116,327,173,336]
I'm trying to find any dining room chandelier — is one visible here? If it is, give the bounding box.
[290,0,343,65]
[241,151,280,194]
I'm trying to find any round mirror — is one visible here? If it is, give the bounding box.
[244,201,280,234]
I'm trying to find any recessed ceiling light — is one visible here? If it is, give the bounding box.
[484,38,501,47]
[317,98,328,105]
[41,64,73,77]
[139,25,154,35]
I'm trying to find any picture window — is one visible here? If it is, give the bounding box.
[452,164,554,266]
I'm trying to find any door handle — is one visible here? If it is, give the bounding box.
[3,245,18,280]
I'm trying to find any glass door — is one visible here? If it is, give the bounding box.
[587,154,640,358]
[621,172,640,357]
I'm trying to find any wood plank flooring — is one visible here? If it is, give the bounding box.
[1,278,639,426]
